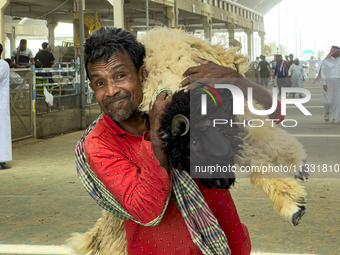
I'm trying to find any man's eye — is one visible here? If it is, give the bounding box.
[117,74,125,79]
[96,81,104,86]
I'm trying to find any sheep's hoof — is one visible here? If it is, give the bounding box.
[292,206,305,226]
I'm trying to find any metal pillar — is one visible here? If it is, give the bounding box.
[146,0,149,31]
[0,0,10,58]
[79,0,86,129]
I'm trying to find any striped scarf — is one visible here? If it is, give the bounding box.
[75,90,231,255]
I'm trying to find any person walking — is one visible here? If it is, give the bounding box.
[315,45,340,123]
[0,43,12,169]
[288,58,305,98]
[273,54,286,96]
[256,55,271,87]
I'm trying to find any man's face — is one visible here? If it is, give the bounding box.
[289,55,294,60]
[88,51,145,122]
[20,43,26,51]
[332,51,340,58]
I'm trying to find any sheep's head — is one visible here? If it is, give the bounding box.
[159,87,242,189]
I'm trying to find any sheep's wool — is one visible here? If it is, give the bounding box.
[137,27,249,112]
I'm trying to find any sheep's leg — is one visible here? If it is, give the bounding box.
[249,175,306,226]
[66,210,127,255]
[235,146,307,226]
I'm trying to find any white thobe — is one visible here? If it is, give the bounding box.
[0,60,12,162]
[307,59,317,79]
[288,64,304,88]
[321,56,340,119]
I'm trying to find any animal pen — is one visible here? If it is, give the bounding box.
[9,63,101,141]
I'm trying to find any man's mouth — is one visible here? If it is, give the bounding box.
[104,96,128,108]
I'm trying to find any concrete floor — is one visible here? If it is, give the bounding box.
[0,79,339,255]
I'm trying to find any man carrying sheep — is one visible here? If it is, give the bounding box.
[77,27,282,255]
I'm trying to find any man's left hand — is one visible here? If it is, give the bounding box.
[179,56,242,91]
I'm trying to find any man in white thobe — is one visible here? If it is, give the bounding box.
[319,46,340,123]
[288,58,305,98]
[307,56,318,80]
[0,43,12,169]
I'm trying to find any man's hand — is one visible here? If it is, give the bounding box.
[149,92,172,172]
[179,56,280,119]
[179,56,242,91]
[323,85,328,92]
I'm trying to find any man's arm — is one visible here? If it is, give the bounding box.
[11,50,21,68]
[24,49,34,68]
[85,128,171,224]
[321,61,327,92]
[148,93,171,173]
[180,56,280,119]
[24,58,34,68]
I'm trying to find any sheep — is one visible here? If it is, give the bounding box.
[68,27,308,255]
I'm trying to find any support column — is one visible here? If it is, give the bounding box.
[163,7,175,28]
[258,31,265,53]
[125,18,137,37]
[201,16,212,41]
[47,21,58,47]
[8,26,15,54]
[244,28,252,61]
[0,0,10,58]
[108,0,124,28]
[226,22,235,48]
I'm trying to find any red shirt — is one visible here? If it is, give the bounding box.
[85,114,251,255]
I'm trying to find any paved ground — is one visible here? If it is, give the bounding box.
[0,79,339,255]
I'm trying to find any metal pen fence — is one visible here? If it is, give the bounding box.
[9,62,101,140]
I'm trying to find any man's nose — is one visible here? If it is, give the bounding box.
[106,81,120,96]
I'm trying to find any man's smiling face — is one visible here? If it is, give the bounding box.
[88,50,145,122]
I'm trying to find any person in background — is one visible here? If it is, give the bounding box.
[34,42,55,68]
[253,56,260,84]
[317,57,323,74]
[307,56,318,80]
[315,46,340,124]
[0,43,12,169]
[11,39,34,68]
[285,54,294,88]
[288,58,305,98]
[256,55,271,87]
[273,54,286,96]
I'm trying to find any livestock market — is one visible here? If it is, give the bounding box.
[0,0,339,255]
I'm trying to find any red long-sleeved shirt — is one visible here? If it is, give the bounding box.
[85,113,251,255]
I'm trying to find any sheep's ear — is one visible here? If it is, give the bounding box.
[171,114,190,137]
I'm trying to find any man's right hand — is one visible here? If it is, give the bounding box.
[323,85,328,92]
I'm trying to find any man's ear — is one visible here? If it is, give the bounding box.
[89,82,95,91]
[139,65,148,87]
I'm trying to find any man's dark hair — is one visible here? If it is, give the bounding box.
[84,27,145,78]
[20,39,27,45]
[0,43,3,55]
[42,42,49,49]
[4,58,11,66]
[35,60,43,68]
[289,54,294,58]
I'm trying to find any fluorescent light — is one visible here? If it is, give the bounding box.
[18,17,29,25]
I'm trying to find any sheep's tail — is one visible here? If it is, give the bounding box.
[66,210,128,255]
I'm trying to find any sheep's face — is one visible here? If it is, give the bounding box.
[159,88,242,189]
